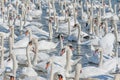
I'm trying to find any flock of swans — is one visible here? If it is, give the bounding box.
[0,0,120,80]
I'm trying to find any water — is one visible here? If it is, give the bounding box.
[1,0,120,79]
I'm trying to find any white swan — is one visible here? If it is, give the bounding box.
[45,58,66,80]
[25,25,49,39]
[57,17,79,34]
[13,29,38,48]
[99,33,115,55]
[67,58,117,78]
[68,23,89,43]
[21,67,37,77]
[20,41,37,77]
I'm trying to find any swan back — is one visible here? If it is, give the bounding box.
[99,33,115,55]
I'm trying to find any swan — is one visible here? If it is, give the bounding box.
[99,33,115,55]
[33,34,63,71]
[68,23,89,44]
[12,40,49,65]
[19,41,37,77]
[57,17,79,34]
[25,25,49,39]
[28,5,42,18]
[67,57,117,78]
[85,32,115,64]
[14,27,58,50]
[13,29,38,48]
[37,40,58,51]
[85,49,100,64]
[45,58,66,80]
[20,67,37,77]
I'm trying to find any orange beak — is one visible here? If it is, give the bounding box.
[58,74,63,80]
[59,77,63,80]
[45,62,50,69]
[10,76,15,80]
[25,31,29,36]
[60,48,65,56]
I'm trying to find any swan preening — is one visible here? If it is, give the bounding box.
[0,0,120,80]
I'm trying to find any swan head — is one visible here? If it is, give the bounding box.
[45,58,53,69]
[49,17,54,22]
[25,29,31,36]
[45,61,50,69]
[57,34,64,40]
[28,41,33,46]
[8,73,15,80]
[58,74,63,80]
[60,44,74,56]
[67,44,74,51]
[60,48,65,56]
[10,76,15,80]
[73,24,79,28]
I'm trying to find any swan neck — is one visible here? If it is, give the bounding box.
[77,25,81,44]
[29,30,32,41]
[109,0,111,8]
[11,53,17,78]
[60,36,63,50]
[49,22,53,40]
[0,34,4,69]
[68,18,70,35]
[50,61,53,80]
[26,44,32,67]
[65,47,72,75]
[9,37,13,55]
[99,51,103,67]
[74,64,82,80]
[114,4,117,14]
[32,39,38,65]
